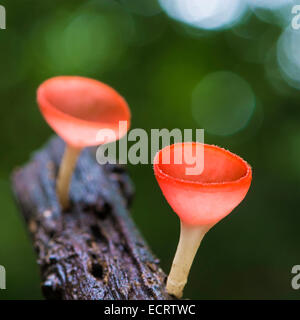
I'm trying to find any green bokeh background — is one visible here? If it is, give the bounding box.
[0,0,300,299]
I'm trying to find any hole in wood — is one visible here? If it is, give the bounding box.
[90,263,103,280]
[90,225,108,246]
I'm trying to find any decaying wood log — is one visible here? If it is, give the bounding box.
[11,136,172,300]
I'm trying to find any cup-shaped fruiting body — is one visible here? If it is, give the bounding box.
[154,142,252,298]
[37,76,131,209]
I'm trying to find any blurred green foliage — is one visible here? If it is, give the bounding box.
[0,0,300,299]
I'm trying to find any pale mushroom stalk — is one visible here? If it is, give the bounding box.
[56,145,82,210]
[166,221,211,298]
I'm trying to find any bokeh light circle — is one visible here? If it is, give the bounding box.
[158,0,247,30]
[192,71,256,136]
[38,10,129,75]
[277,27,300,89]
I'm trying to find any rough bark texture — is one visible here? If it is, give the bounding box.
[11,137,172,300]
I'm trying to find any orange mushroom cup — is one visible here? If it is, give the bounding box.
[154,142,252,298]
[37,76,131,210]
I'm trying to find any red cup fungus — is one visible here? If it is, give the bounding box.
[37,76,131,210]
[154,142,252,298]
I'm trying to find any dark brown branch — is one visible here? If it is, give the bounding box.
[11,136,172,300]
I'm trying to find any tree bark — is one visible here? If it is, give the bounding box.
[11,137,172,300]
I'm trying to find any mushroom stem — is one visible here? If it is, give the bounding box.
[166,221,212,298]
[56,145,81,210]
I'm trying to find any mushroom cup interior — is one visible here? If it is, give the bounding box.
[37,76,131,147]
[154,143,252,225]
[156,143,249,185]
[39,76,130,125]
